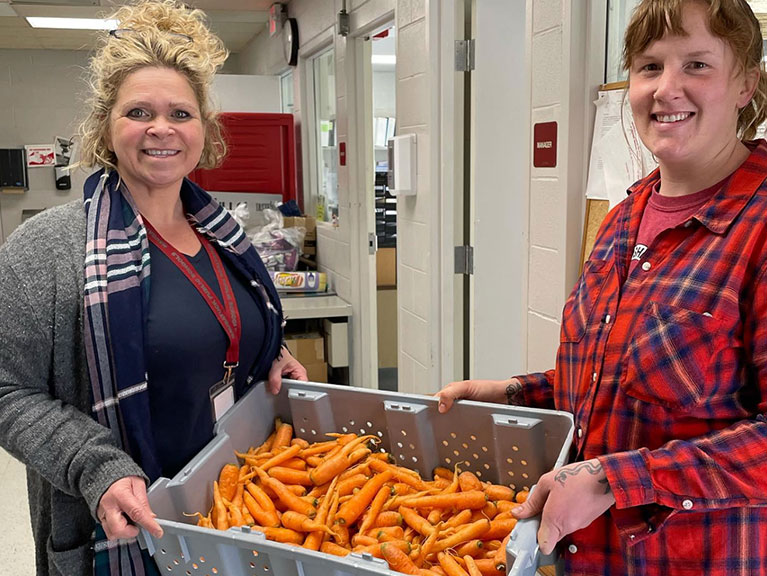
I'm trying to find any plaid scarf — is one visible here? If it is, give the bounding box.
[83,168,284,575]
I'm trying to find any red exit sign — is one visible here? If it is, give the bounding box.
[533,121,557,167]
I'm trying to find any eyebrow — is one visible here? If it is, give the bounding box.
[119,100,198,110]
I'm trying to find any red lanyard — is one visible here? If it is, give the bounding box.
[144,219,241,379]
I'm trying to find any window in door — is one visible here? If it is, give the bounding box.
[311,48,337,222]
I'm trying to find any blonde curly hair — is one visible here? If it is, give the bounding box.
[78,0,228,170]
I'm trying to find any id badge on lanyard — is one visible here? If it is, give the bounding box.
[145,219,242,423]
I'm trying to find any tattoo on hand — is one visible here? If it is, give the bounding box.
[505,381,524,405]
[554,461,605,487]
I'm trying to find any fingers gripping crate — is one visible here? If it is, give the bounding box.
[142,380,574,576]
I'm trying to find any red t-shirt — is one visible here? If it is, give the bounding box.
[628,177,728,275]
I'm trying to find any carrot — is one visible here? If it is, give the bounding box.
[471,558,505,576]
[374,511,403,527]
[338,473,370,496]
[359,484,391,534]
[280,458,308,470]
[483,515,517,540]
[309,435,377,485]
[333,524,351,547]
[443,509,472,528]
[291,437,310,449]
[480,500,499,520]
[458,472,482,493]
[483,484,514,501]
[256,433,277,455]
[433,519,491,553]
[355,539,410,559]
[433,467,454,481]
[211,481,230,531]
[495,500,516,514]
[381,542,420,574]
[400,506,437,536]
[438,552,470,576]
[369,525,405,542]
[218,464,240,502]
[428,508,443,525]
[336,470,394,525]
[352,533,379,547]
[253,525,305,545]
[492,535,509,572]
[260,443,302,470]
[320,541,351,556]
[223,496,244,527]
[303,476,338,550]
[300,440,341,457]
[369,459,430,490]
[185,511,213,528]
[515,489,530,504]
[415,521,443,567]
[455,540,484,558]
[463,556,483,576]
[254,466,317,517]
[400,491,487,511]
[268,466,314,486]
[272,422,294,450]
[281,510,336,536]
[246,482,279,515]
[242,491,280,528]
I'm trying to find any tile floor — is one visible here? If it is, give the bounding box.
[0,448,35,574]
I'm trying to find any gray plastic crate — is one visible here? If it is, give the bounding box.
[141,380,573,576]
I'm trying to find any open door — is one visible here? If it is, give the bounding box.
[466,0,530,379]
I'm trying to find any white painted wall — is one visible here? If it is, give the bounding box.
[0,49,276,243]
[0,50,88,243]
[212,74,281,112]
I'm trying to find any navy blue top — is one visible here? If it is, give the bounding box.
[145,239,267,478]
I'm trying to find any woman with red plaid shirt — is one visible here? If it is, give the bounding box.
[438,1,767,574]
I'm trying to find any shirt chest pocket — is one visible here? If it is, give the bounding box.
[560,259,610,343]
[620,301,724,411]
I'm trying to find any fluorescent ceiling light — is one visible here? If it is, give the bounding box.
[372,55,396,65]
[26,17,119,30]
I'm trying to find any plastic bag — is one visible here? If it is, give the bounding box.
[250,208,306,271]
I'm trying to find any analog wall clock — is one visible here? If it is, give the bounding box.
[283,18,299,67]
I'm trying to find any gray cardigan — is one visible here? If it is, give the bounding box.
[0,201,145,576]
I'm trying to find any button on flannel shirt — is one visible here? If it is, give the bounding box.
[516,140,767,576]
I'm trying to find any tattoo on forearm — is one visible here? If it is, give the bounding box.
[505,381,524,405]
[554,461,607,489]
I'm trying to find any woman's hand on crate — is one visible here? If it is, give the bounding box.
[267,347,308,394]
[97,476,163,541]
[511,458,615,555]
[435,378,521,413]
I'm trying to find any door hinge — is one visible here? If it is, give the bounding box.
[454,245,474,275]
[369,232,378,255]
[454,39,475,72]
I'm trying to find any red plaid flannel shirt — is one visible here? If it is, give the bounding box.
[516,140,767,576]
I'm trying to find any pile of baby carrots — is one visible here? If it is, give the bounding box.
[189,419,529,576]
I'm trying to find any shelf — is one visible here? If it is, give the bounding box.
[280,294,352,320]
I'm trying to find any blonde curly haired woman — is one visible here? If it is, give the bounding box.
[0,2,305,574]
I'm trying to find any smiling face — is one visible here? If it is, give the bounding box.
[628,1,756,173]
[107,66,204,196]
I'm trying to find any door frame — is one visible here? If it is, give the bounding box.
[347,8,396,389]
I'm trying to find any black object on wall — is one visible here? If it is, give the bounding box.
[0,149,28,189]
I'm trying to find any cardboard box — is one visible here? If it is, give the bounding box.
[304,362,328,383]
[271,271,327,292]
[324,319,349,368]
[285,333,324,365]
[376,247,397,287]
[377,287,398,368]
[284,216,317,241]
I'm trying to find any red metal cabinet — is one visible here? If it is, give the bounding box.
[189,113,297,204]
